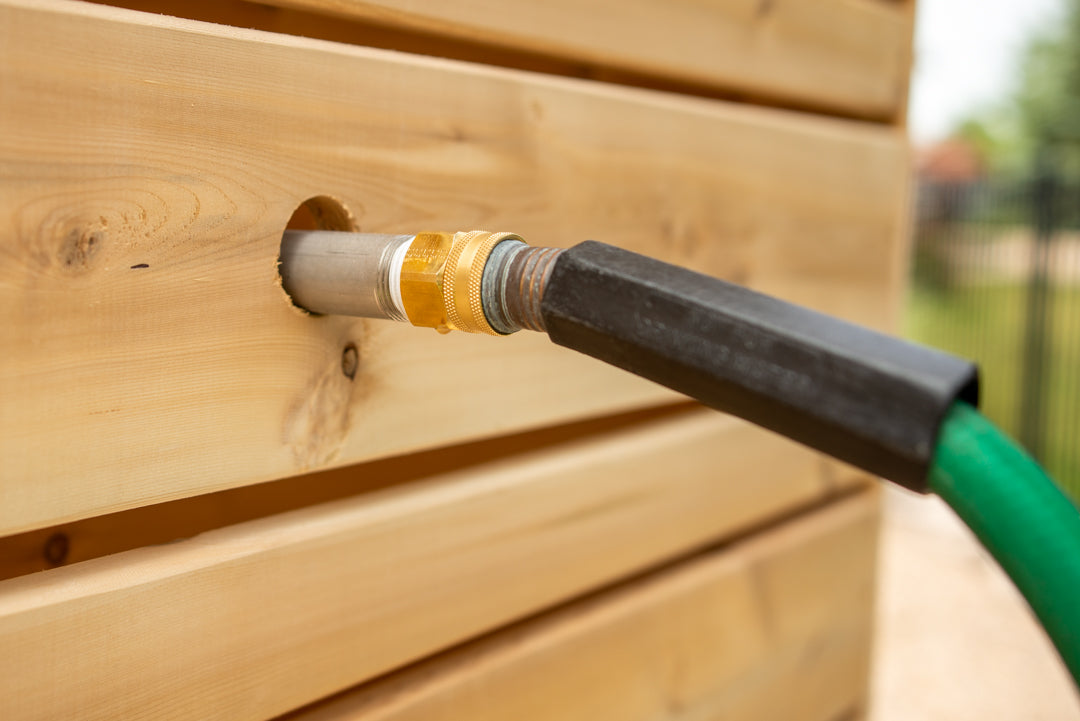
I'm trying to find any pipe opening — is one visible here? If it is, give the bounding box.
[278,195,358,314]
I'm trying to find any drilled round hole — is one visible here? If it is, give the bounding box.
[285,195,358,233]
[279,196,358,313]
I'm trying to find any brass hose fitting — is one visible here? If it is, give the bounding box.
[400,231,524,335]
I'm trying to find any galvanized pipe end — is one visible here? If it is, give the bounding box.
[279,230,413,320]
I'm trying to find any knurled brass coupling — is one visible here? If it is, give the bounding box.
[400,230,524,335]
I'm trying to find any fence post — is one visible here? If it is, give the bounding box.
[1017,158,1058,460]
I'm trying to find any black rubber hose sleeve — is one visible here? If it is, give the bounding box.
[540,241,979,492]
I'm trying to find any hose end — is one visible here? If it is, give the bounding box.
[483,244,564,333]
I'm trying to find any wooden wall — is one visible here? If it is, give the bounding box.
[0,0,912,718]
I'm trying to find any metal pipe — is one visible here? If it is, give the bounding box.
[279,230,413,320]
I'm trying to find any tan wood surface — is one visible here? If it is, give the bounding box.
[283,0,911,120]
[0,409,871,582]
[0,411,858,721]
[284,487,880,721]
[101,0,912,122]
[0,0,905,535]
[0,406,694,579]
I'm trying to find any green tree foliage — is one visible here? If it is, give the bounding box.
[1018,4,1080,149]
[954,0,1080,172]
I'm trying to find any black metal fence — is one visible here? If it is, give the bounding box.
[910,169,1080,500]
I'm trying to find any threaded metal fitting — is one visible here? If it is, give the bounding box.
[482,242,564,333]
[443,231,523,335]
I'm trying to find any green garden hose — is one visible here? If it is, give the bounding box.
[284,231,1079,687]
[930,401,1080,686]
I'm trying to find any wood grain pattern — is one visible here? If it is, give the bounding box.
[303,0,911,119]
[0,411,857,721]
[0,406,694,580]
[0,0,905,534]
[116,0,911,121]
[283,488,881,721]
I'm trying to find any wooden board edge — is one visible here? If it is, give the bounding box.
[0,410,844,720]
[281,489,881,721]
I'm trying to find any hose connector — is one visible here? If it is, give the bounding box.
[279,229,563,335]
[400,231,522,335]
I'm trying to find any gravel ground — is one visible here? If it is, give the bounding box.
[870,486,1079,720]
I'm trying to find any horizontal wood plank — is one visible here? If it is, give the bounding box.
[285,0,912,120]
[0,406,694,580]
[0,411,857,721]
[282,489,879,721]
[99,0,913,121]
[0,0,906,533]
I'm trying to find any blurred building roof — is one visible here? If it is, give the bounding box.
[917,138,984,183]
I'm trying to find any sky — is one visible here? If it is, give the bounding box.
[909,0,1063,143]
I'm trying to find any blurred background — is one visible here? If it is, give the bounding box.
[909,0,1079,500]
[873,1,1080,716]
